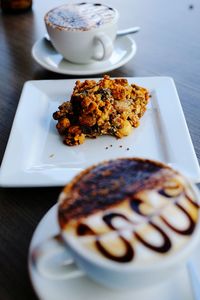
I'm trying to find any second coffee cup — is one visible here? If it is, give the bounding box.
[31,158,200,289]
[44,3,119,64]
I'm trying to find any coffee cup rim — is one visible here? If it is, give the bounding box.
[44,2,119,32]
[57,157,200,274]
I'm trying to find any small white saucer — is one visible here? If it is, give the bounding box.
[31,36,136,75]
[28,205,196,300]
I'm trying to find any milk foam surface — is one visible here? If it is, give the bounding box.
[45,3,117,31]
[59,159,199,266]
[63,186,198,266]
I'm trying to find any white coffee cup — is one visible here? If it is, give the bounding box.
[31,158,200,289]
[44,3,119,64]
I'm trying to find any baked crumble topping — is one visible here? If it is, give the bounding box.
[53,75,149,146]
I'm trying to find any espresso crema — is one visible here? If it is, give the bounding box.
[45,3,117,31]
[58,158,199,266]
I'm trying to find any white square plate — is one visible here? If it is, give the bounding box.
[0,77,199,187]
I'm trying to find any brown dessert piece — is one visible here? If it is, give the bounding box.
[53,75,149,146]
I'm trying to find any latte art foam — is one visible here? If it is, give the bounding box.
[45,3,117,31]
[58,158,199,266]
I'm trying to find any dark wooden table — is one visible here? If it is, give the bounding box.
[0,0,199,299]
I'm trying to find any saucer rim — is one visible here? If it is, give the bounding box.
[31,35,136,75]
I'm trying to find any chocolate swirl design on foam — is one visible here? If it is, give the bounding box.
[96,234,134,263]
[161,204,195,235]
[59,158,199,263]
[99,213,135,262]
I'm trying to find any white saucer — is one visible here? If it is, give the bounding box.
[31,36,136,75]
[28,204,198,300]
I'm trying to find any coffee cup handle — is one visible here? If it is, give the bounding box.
[30,234,84,280]
[92,32,113,61]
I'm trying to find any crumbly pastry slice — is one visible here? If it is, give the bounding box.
[53,75,150,146]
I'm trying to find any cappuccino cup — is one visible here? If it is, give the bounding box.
[31,158,200,289]
[44,3,119,64]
